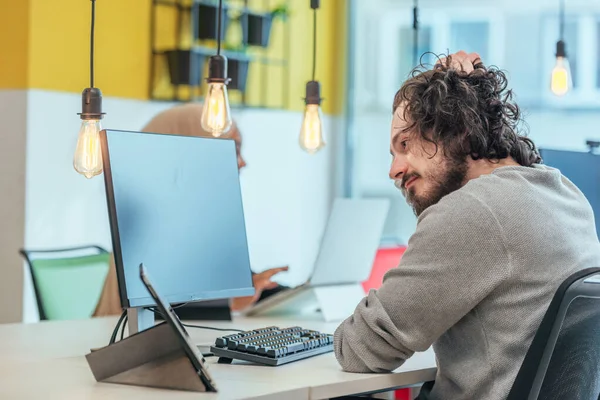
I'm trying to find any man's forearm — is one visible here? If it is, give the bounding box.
[333,291,414,373]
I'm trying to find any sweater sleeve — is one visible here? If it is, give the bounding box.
[334,192,511,373]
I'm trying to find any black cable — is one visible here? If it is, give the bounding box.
[312,8,317,81]
[108,305,195,345]
[413,0,419,67]
[120,315,128,341]
[559,0,565,41]
[217,0,223,55]
[182,323,244,332]
[90,0,96,88]
[109,310,127,345]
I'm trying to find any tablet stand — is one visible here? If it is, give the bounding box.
[86,322,209,392]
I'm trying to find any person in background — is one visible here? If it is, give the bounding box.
[333,51,600,400]
[93,103,287,316]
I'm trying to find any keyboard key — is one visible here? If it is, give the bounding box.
[257,346,271,355]
[227,340,240,350]
[266,348,279,357]
[286,342,305,353]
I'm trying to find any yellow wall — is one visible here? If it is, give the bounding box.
[28,0,151,100]
[0,0,30,89]
[2,0,346,114]
[322,0,347,115]
[240,0,347,113]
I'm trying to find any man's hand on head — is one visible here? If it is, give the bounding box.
[437,50,482,73]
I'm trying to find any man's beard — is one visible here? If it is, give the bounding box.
[395,156,468,216]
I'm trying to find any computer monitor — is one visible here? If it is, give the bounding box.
[100,129,255,332]
[539,148,600,236]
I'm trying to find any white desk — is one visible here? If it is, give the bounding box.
[0,315,436,399]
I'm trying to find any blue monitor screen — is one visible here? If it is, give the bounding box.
[540,148,600,237]
[101,129,255,308]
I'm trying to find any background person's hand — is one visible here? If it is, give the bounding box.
[230,266,289,311]
[437,50,482,73]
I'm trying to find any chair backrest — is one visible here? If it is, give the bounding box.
[508,267,600,400]
[362,246,407,293]
[19,246,110,320]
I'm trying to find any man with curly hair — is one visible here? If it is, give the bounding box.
[333,51,600,399]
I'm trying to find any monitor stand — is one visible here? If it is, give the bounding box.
[127,307,155,334]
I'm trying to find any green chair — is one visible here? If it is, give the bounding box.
[19,246,110,320]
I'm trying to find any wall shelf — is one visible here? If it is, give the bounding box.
[149,0,290,108]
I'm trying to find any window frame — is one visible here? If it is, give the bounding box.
[366,7,505,112]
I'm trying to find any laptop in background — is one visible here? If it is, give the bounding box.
[244,197,390,321]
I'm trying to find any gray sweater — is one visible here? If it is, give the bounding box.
[334,165,600,400]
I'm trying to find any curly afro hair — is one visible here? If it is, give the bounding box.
[393,55,541,166]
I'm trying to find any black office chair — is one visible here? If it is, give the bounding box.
[508,267,600,400]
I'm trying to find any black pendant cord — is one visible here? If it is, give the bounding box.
[559,0,565,41]
[413,0,419,67]
[312,7,317,81]
[78,0,103,121]
[305,0,320,106]
[90,0,96,88]
[217,0,223,55]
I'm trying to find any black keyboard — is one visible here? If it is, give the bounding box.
[210,326,334,366]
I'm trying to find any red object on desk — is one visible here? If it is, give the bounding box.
[362,246,410,400]
[362,246,407,293]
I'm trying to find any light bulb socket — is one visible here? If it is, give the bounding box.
[413,5,418,30]
[304,81,322,105]
[78,88,105,120]
[555,40,567,58]
[310,0,320,9]
[207,55,230,84]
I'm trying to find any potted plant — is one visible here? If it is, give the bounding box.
[225,53,251,91]
[195,3,231,40]
[165,49,248,92]
[212,4,288,91]
[244,4,289,47]
[165,49,204,86]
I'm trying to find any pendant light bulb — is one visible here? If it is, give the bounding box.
[201,56,233,137]
[551,41,571,96]
[551,0,570,97]
[299,0,324,154]
[73,119,103,179]
[300,104,325,154]
[299,81,325,154]
[74,88,104,179]
[74,0,105,179]
[201,0,232,137]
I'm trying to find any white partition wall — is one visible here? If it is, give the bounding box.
[12,90,339,322]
